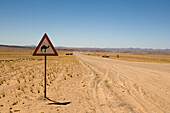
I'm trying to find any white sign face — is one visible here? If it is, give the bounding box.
[36,38,54,54]
[33,33,58,56]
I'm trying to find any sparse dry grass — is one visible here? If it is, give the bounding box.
[0,88,5,98]
[0,47,80,112]
[84,52,170,63]
[0,77,5,85]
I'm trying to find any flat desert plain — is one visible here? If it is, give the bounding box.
[0,48,170,113]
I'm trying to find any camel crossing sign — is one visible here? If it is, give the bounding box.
[33,33,58,56]
[33,33,58,98]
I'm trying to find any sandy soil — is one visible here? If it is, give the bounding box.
[75,53,170,113]
[0,53,170,113]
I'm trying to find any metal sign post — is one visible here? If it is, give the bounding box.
[33,33,58,98]
[44,56,47,98]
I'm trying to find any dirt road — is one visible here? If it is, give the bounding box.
[75,53,170,113]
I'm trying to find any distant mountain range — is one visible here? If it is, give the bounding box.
[0,44,170,51]
[0,44,36,48]
[103,47,170,51]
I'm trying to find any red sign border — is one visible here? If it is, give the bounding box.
[33,33,58,56]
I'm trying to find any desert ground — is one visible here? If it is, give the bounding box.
[0,47,170,113]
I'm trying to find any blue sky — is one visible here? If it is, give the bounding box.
[0,0,170,49]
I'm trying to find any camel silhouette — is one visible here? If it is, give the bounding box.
[41,45,50,53]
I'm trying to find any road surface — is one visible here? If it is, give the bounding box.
[75,53,170,113]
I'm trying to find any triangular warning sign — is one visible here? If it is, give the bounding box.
[33,33,58,56]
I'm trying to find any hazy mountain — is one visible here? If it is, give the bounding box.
[0,44,170,52]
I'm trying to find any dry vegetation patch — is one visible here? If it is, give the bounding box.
[0,47,83,112]
[84,51,170,63]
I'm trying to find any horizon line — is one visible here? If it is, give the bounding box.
[0,44,170,50]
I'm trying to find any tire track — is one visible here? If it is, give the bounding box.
[75,53,170,113]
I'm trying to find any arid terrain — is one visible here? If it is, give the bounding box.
[0,47,170,113]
